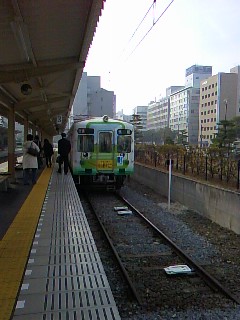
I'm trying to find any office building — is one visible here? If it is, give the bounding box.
[185,65,212,88]
[147,87,184,130]
[170,87,200,145]
[199,72,238,146]
[230,66,240,116]
[147,97,169,130]
[72,72,116,119]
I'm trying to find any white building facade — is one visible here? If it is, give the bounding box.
[147,98,169,130]
[170,87,200,145]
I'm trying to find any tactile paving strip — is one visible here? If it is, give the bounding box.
[13,170,121,320]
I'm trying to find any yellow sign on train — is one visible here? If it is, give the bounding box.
[97,160,113,170]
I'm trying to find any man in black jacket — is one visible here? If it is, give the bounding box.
[57,133,71,174]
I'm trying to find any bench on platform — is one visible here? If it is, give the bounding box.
[0,174,10,191]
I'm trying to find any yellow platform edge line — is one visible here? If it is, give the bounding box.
[0,166,52,320]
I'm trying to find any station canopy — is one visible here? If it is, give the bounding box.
[0,0,104,136]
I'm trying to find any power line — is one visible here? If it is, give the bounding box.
[127,1,156,45]
[127,0,175,60]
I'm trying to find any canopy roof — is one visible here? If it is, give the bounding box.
[0,0,104,136]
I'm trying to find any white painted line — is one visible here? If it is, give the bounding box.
[25,270,32,276]
[21,283,29,290]
[16,301,25,309]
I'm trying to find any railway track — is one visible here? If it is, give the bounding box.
[80,189,240,311]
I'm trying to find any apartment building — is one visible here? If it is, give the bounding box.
[199,72,238,146]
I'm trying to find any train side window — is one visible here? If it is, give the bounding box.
[117,136,131,153]
[99,132,112,153]
[77,135,94,152]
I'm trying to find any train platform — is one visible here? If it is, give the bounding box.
[0,165,121,320]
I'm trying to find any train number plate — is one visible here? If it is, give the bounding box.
[97,160,113,169]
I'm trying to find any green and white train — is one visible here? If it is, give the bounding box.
[67,115,134,189]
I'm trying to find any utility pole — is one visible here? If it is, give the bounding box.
[223,99,228,146]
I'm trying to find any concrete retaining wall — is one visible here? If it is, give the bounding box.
[133,163,240,234]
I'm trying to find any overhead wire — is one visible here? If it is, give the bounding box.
[107,1,157,82]
[126,0,175,60]
[127,0,156,46]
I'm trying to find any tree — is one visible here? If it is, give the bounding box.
[176,129,188,146]
[211,119,236,153]
[232,116,240,139]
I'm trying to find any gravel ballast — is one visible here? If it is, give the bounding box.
[81,178,240,320]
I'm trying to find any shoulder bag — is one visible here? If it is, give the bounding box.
[27,142,39,157]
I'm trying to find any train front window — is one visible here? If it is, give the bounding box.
[117,136,131,153]
[77,135,94,152]
[99,132,112,153]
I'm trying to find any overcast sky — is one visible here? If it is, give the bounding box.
[84,0,240,115]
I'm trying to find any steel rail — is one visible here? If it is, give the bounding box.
[84,193,142,305]
[118,193,240,305]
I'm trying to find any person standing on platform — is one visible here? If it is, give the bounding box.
[43,138,54,168]
[57,133,71,174]
[22,134,40,185]
[33,135,42,169]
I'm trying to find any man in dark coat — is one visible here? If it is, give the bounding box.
[57,133,71,174]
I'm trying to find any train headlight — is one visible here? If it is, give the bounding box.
[103,115,108,122]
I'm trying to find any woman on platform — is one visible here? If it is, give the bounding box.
[22,134,40,185]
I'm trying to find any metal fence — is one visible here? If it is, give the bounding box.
[135,145,240,190]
